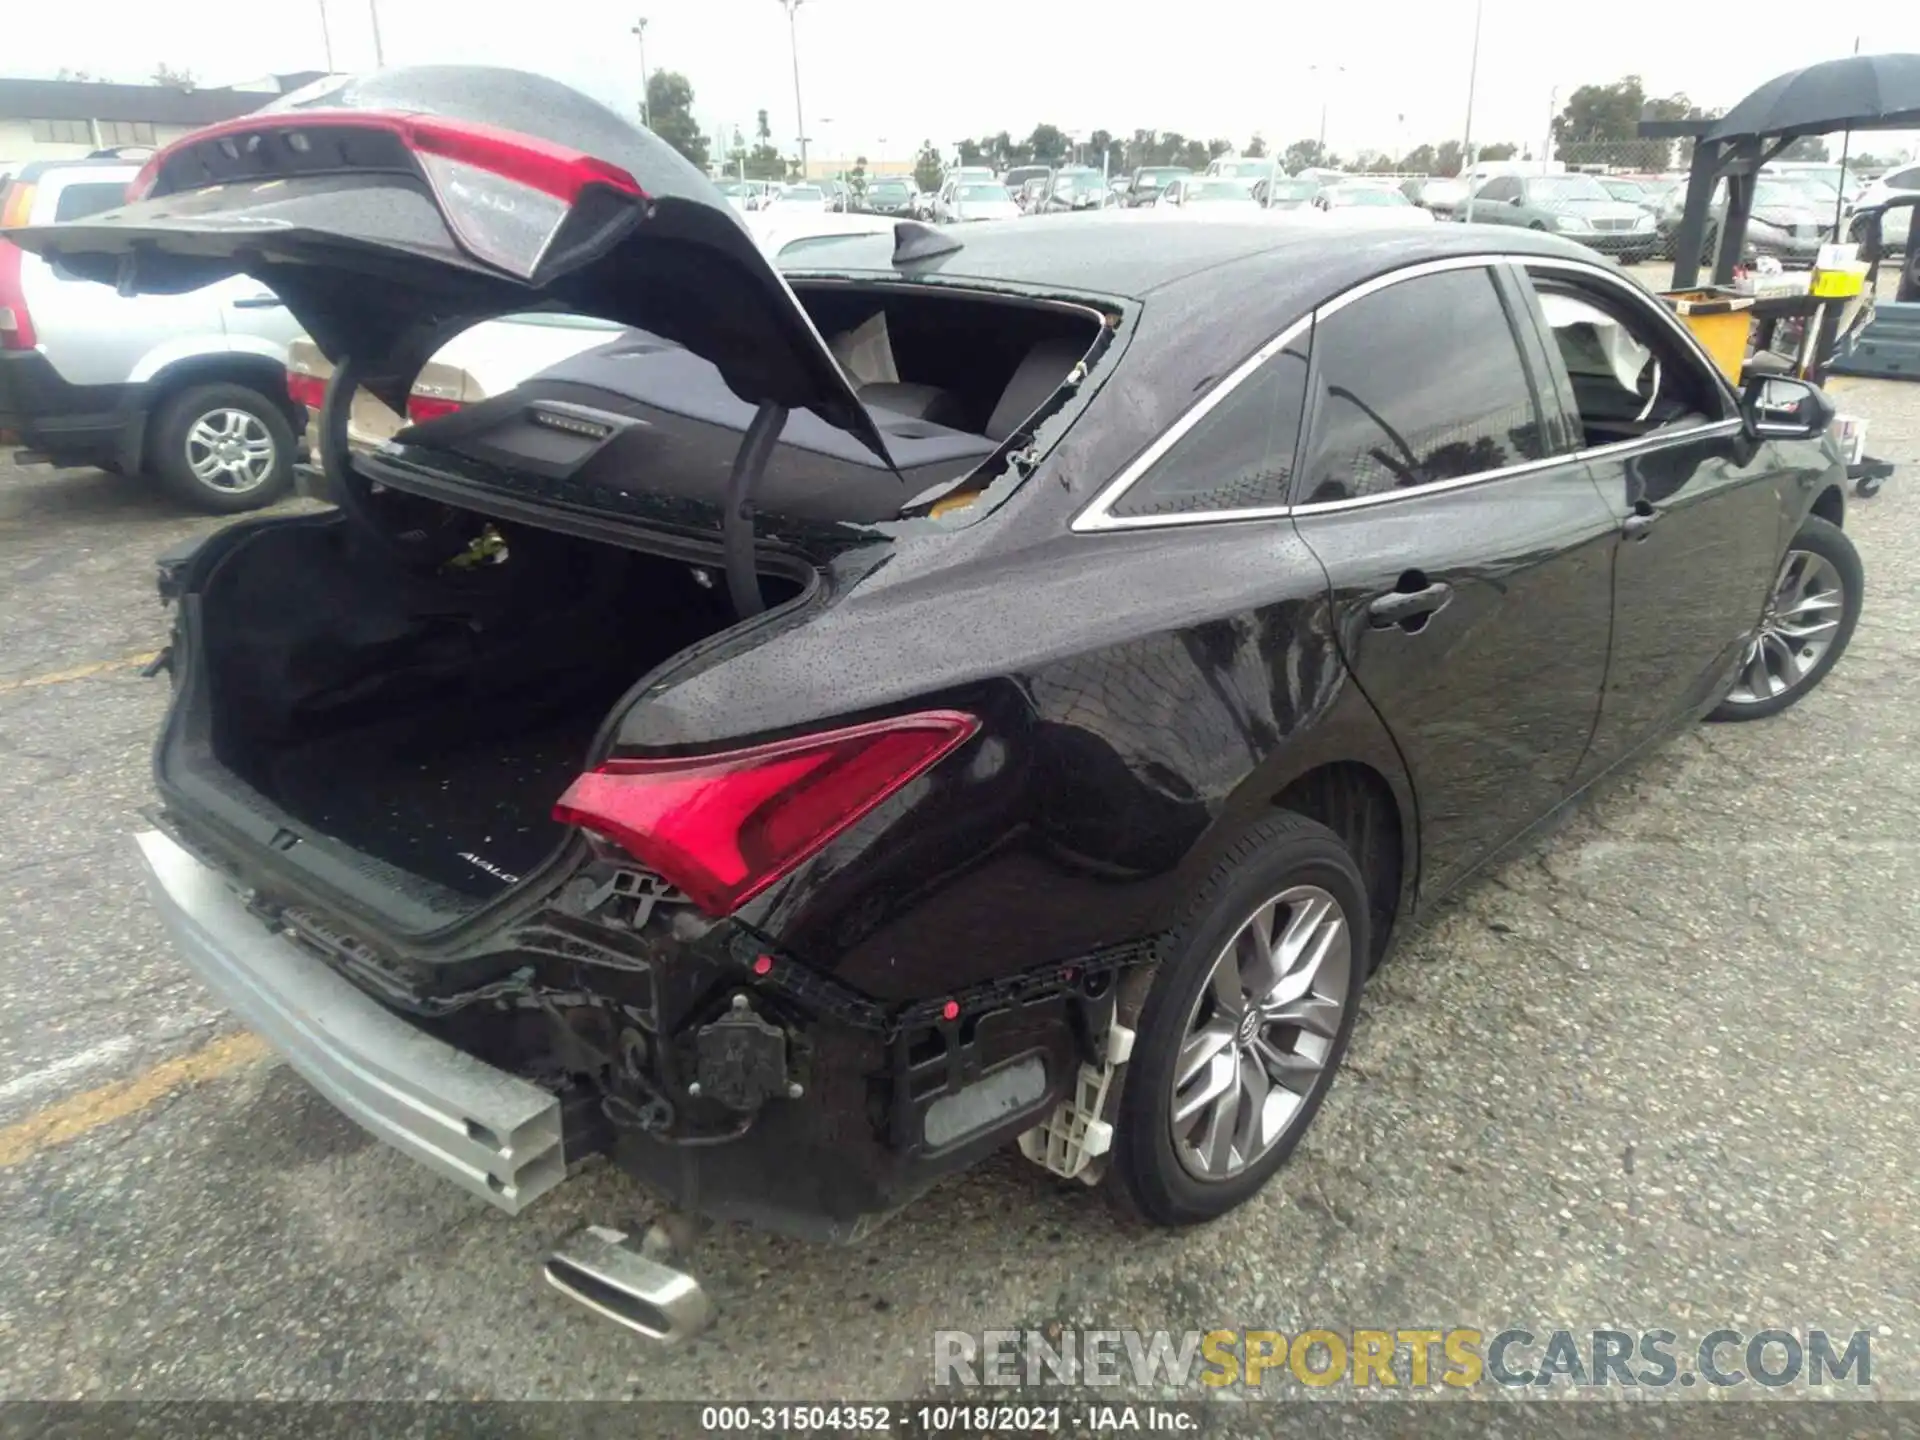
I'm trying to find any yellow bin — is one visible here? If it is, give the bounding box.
[1810,264,1867,298]
[1662,289,1755,382]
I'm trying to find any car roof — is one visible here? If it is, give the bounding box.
[780,211,1593,300]
[8,157,139,184]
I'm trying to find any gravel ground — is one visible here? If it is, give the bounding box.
[0,364,1916,1415]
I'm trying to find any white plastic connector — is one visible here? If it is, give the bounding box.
[1018,1020,1136,1184]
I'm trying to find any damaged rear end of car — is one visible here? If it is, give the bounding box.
[9,66,1126,1340]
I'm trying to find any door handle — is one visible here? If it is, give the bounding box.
[231,295,284,309]
[1622,502,1659,540]
[1367,582,1454,629]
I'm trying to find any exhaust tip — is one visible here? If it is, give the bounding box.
[544,1225,715,1344]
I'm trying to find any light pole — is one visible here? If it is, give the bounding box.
[1462,0,1484,168]
[317,0,334,71]
[1462,0,1485,219]
[368,0,385,65]
[1309,64,1346,156]
[777,0,808,179]
[1542,86,1557,169]
[632,17,650,129]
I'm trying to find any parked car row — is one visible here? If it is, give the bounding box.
[1451,172,1661,264]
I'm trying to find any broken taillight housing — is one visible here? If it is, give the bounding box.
[125,112,647,279]
[285,371,327,409]
[405,391,464,423]
[553,711,979,917]
[0,243,35,352]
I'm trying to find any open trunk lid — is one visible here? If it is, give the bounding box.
[2,65,891,466]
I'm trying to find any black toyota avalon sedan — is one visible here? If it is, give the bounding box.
[9,66,1861,1342]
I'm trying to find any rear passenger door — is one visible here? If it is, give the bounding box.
[1288,260,1619,900]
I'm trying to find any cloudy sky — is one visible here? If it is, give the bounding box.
[8,0,1917,163]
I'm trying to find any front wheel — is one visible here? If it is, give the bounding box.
[1709,515,1863,722]
[151,382,295,514]
[1110,813,1369,1227]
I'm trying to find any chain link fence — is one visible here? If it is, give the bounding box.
[1553,138,1687,176]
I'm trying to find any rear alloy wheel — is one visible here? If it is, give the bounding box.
[1711,515,1863,721]
[1111,813,1369,1226]
[152,383,295,514]
[1169,885,1350,1181]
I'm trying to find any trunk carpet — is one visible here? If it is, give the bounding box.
[263,710,602,898]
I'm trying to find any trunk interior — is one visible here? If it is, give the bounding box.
[190,513,794,908]
[176,283,1102,924]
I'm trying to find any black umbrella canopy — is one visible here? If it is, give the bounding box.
[1707,52,1920,140]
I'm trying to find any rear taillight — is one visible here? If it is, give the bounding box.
[125,112,646,279]
[553,711,979,917]
[126,154,161,205]
[286,370,327,409]
[0,181,37,228]
[0,241,35,351]
[405,392,464,423]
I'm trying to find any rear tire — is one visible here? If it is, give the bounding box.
[1709,515,1862,722]
[151,383,295,514]
[1110,813,1369,1227]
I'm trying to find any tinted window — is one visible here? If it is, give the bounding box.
[1111,334,1310,518]
[53,182,128,221]
[1301,267,1544,506]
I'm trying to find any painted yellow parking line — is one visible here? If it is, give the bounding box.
[0,1031,269,1168]
[0,651,160,695]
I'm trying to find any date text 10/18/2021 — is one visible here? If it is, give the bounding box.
[698,1405,1188,1432]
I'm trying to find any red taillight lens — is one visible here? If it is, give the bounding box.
[553,711,979,917]
[402,116,644,204]
[0,241,35,352]
[126,154,162,203]
[405,392,464,423]
[286,371,327,409]
[123,112,646,277]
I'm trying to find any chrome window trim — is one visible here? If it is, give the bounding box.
[1072,250,1750,534]
[1290,452,1583,516]
[1075,253,1535,533]
[1573,417,1744,465]
[1070,312,1314,532]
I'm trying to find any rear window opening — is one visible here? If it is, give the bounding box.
[188,512,802,914]
[365,283,1107,528]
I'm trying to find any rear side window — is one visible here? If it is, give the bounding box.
[53,182,128,222]
[1109,331,1310,518]
[1299,267,1544,506]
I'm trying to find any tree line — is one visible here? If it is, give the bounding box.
[642,69,1909,190]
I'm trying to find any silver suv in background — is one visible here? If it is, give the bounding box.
[0,158,305,512]
[1852,162,1919,255]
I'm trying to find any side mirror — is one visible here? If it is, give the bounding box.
[1509,194,1525,206]
[1741,375,1834,440]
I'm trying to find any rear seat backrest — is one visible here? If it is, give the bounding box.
[984,338,1085,441]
